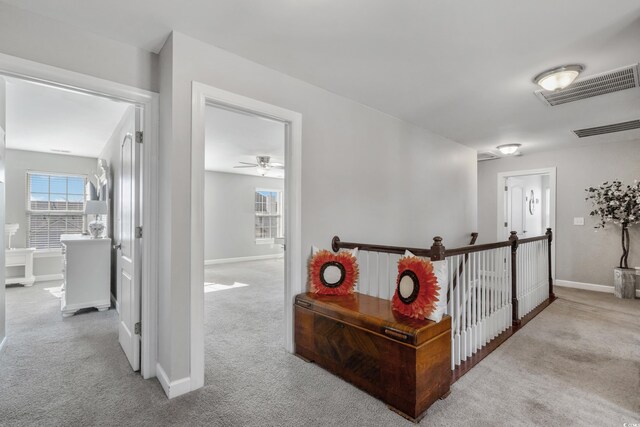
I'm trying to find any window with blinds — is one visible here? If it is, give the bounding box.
[27,172,87,249]
[255,189,283,243]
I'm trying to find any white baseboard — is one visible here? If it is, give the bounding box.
[0,336,7,354]
[555,279,640,297]
[156,363,191,399]
[204,253,284,266]
[35,273,64,283]
[111,293,120,314]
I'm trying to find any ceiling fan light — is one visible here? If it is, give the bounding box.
[534,64,583,91]
[256,166,268,176]
[496,144,521,155]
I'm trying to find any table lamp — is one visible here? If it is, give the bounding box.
[85,200,108,238]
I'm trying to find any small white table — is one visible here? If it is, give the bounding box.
[5,248,36,286]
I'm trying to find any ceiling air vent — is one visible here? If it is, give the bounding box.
[573,120,640,138]
[535,64,639,106]
[477,151,500,162]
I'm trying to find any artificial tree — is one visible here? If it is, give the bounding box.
[586,180,640,268]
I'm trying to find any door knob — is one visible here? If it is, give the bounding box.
[113,243,122,250]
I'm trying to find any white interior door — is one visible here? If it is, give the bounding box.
[507,178,526,237]
[117,107,142,371]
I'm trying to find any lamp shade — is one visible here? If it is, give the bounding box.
[85,200,108,215]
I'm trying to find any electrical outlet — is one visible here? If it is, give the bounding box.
[573,217,585,226]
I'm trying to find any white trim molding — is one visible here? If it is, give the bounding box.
[35,273,64,283]
[111,293,120,313]
[191,82,303,394]
[0,52,160,381]
[156,363,191,399]
[556,279,640,297]
[204,253,284,266]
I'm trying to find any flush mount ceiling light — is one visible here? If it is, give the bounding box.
[534,64,584,91]
[496,144,521,155]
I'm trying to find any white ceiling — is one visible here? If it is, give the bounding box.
[205,105,285,178]
[6,1,640,156]
[6,77,131,158]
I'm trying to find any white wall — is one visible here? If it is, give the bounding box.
[204,171,284,261]
[157,33,176,380]
[158,31,477,383]
[99,106,135,299]
[4,149,98,278]
[478,139,640,288]
[0,3,158,92]
[5,149,98,248]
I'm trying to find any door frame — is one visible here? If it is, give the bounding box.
[0,52,159,379]
[190,82,302,391]
[497,167,556,277]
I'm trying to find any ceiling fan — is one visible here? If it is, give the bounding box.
[233,156,284,176]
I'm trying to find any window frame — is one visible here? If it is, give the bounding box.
[254,187,283,244]
[26,171,88,249]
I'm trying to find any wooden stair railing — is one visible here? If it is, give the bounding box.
[330,228,555,383]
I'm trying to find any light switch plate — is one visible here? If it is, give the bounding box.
[573,217,585,226]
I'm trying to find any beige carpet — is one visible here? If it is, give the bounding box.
[0,262,638,426]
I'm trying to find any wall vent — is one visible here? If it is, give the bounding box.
[477,151,500,162]
[535,64,639,106]
[572,120,640,138]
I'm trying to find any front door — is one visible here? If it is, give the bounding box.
[117,107,142,371]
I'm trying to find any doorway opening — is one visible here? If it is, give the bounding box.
[190,83,302,392]
[202,103,286,385]
[497,167,556,276]
[0,70,152,376]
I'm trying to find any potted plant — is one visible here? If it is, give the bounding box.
[586,180,640,298]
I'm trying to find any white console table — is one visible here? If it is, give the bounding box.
[60,234,111,317]
[5,248,36,286]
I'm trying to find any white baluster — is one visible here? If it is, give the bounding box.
[361,251,369,296]
[455,255,461,366]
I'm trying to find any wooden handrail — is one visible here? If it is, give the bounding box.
[517,234,549,244]
[332,232,549,258]
[331,236,433,258]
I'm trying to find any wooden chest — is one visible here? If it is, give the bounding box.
[295,292,451,422]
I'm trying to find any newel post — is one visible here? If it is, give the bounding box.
[430,236,445,261]
[545,228,555,301]
[331,236,341,253]
[509,231,520,326]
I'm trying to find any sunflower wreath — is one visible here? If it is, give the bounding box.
[308,249,359,295]
[392,254,440,319]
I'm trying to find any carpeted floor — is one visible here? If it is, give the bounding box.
[0,260,638,426]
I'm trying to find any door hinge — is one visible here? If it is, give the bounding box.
[504,185,508,191]
[504,222,508,227]
[135,131,143,144]
[134,322,141,335]
[135,226,143,238]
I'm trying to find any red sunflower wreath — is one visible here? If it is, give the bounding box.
[392,255,440,319]
[309,249,359,295]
